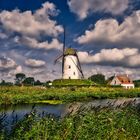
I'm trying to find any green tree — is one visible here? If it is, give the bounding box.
[133,80,140,87]
[15,73,26,86]
[88,74,106,85]
[0,79,13,86]
[34,80,42,86]
[0,79,6,85]
[23,77,35,85]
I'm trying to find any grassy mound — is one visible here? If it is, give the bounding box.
[52,79,95,86]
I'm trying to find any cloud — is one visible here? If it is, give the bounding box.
[76,10,140,48]
[15,65,22,73]
[0,2,63,37]
[0,2,63,52]
[68,0,129,19]
[25,59,46,68]
[78,48,140,67]
[0,32,8,39]
[7,65,23,78]
[0,56,23,81]
[0,56,17,71]
[28,69,45,75]
[18,37,63,50]
[127,55,140,67]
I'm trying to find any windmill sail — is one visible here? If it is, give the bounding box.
[76,53,84,78]
[54,54,63,64]
[62,27,66,78]
[69,56,84,79]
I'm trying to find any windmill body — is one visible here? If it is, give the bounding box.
[54,48,84,79]
[63,54,80,79]
[63,48,83,79]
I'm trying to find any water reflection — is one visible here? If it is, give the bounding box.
[0,98,140,130]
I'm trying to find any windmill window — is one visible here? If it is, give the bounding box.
[73,72,75,75]
[69,65,71,69]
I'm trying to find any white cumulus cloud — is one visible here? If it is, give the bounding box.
[78,48,140,67]
[76,10,140,48]
[0,56,23,81]
[25,59,46,68]
[0,2,63,51]
[0,2,63,37]
[68,0,129,19]
[18,37,63,50]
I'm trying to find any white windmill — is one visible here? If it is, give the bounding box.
[54,28,84,79]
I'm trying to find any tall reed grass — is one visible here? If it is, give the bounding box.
[0,105,140,140]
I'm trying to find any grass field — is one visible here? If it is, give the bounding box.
[0,106,140,140]
[0,86,140,105]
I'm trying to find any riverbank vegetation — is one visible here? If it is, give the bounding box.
[1,86,140,105]
[0,106,140,140]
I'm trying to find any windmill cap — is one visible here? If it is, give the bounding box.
[64,48,77,56]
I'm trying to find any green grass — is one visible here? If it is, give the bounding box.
[1,107,140,140]
[35,100,63,104]
[0,86,140,105]
[52,79,95,86]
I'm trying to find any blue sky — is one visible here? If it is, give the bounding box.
[0,0,140,81]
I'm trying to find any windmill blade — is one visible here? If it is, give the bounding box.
[54,54,63,64]
[70,57,84,79]
[76,54,84,78]
[62,26,66,77]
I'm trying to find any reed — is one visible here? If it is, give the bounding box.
[0,106,140,140]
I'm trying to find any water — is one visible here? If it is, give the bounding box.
[0,103,66,118]
[0,98,140,130]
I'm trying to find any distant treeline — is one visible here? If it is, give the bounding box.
[0,73,44,86]
[0,73,139,87]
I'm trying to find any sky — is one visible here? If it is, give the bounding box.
[0,0,140,82]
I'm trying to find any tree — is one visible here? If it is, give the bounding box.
[23,77,35,85]
[34,80,42,86]
[0,79,6,85]
[0,79,13,86]
[15,73,26,85]
[88,74,106,85]
[133,80,140,87]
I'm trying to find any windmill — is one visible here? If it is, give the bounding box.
[54,28,84,79]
